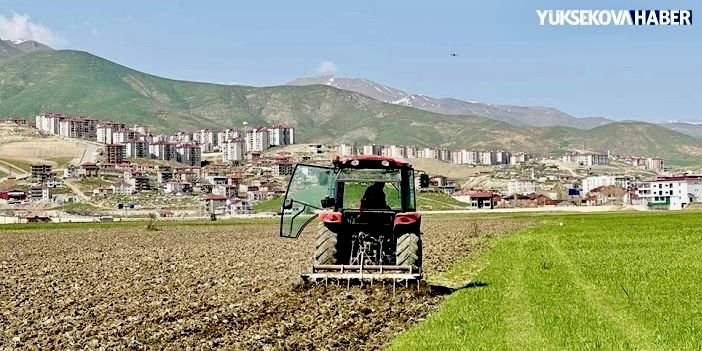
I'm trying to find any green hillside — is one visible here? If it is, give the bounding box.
[0,50,525,148]
[531,122,702,163]
[0,50,700,162]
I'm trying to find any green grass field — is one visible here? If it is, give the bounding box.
[254,189,466,213]
[392,212,702,350]
[0,158,32,173]
[253,197,283,213]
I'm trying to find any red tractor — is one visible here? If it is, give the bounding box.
[280,156,423,282]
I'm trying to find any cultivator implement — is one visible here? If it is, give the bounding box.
[301,264,422,285]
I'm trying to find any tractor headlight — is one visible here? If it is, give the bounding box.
[381,160,390,167]
[350,159,359,166]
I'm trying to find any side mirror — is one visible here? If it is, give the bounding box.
[320,197,335,208]
[283,199,293,210]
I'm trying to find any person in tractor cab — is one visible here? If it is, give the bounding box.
[360,182,390,211]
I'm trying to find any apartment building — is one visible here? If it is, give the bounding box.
[124,140,148,159]
[149,142,177,161]
[35,113,65,134]
[176,143,202,167]
[104,144,126,164]
[636,175,702,210]
[507,179,536,196]
[217,129,239,146]
[245,127,270,152]
[268,125,295,146]
[562,153,609,166]
[336,144,354,156]
[222,138,245,162]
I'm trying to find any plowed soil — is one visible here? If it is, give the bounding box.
[0,217,533,350]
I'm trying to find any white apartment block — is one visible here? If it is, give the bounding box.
[149,142,177,161]
[562,153,609,166]
[385,145,405,158]
[337,144,354,156]
[494,151,511,164]
[97,125,115,144]
[636,176,702,210]
[439,149,451,162]
[57,118,97,139]
[35,113,65,134]
[583,176,613,194]
[479,151,495,165]
[199,129,217,152]
[451,150,462,164]
[510,153,529,165]
[362,144,382,156]
[403,146,418,159]
[245,127,270,152]
[132,125,148,135]
[112,129,138,144]
[173,132,194,143]
[222,139,245,162]
[645,158,665,172]
[176,144,202,167]
[217,129,239,146]
[462,150,479,164]
[507,179,536,196]
[268,125,295,146]
[419,148,438,159]
[125,140,148,159]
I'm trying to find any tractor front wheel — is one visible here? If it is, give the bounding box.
[396,233,422,268]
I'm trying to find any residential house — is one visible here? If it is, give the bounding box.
[453,189,497,209]
[204,194,228,214]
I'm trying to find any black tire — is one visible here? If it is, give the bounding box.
[396,233,422,268]
[315,225,339,265]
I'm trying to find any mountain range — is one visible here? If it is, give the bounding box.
[0,38,52,58]
[0,40,700,164]
[288,76,612,129]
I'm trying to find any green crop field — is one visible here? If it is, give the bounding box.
[392,212,702,350]
[254,187,466,213]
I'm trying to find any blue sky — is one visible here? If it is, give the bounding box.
[0,0,699,121]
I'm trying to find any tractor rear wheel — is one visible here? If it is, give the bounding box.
[315,225,339,265]
[396,233,422,268]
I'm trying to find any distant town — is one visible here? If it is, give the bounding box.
[0,113,696,225]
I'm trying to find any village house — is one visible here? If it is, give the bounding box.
[228,198,252,215]
[0,189,27,202]
[110,180,132,195]
[507,179,536,196]
[585,185,631,206]
[93,187,115,198]
[204,194,228,214]
[453,189,498,209]
[212,184,239,198]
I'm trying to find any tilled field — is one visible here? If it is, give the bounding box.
[0,217,533,350]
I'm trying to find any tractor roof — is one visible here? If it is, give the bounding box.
[335,155,411,169]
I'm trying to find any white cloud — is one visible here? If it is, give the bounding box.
[0,12,66,47]
[316,60,338,76]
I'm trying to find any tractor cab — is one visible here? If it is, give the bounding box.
[280,156,417,238]
[280,156,423,283]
